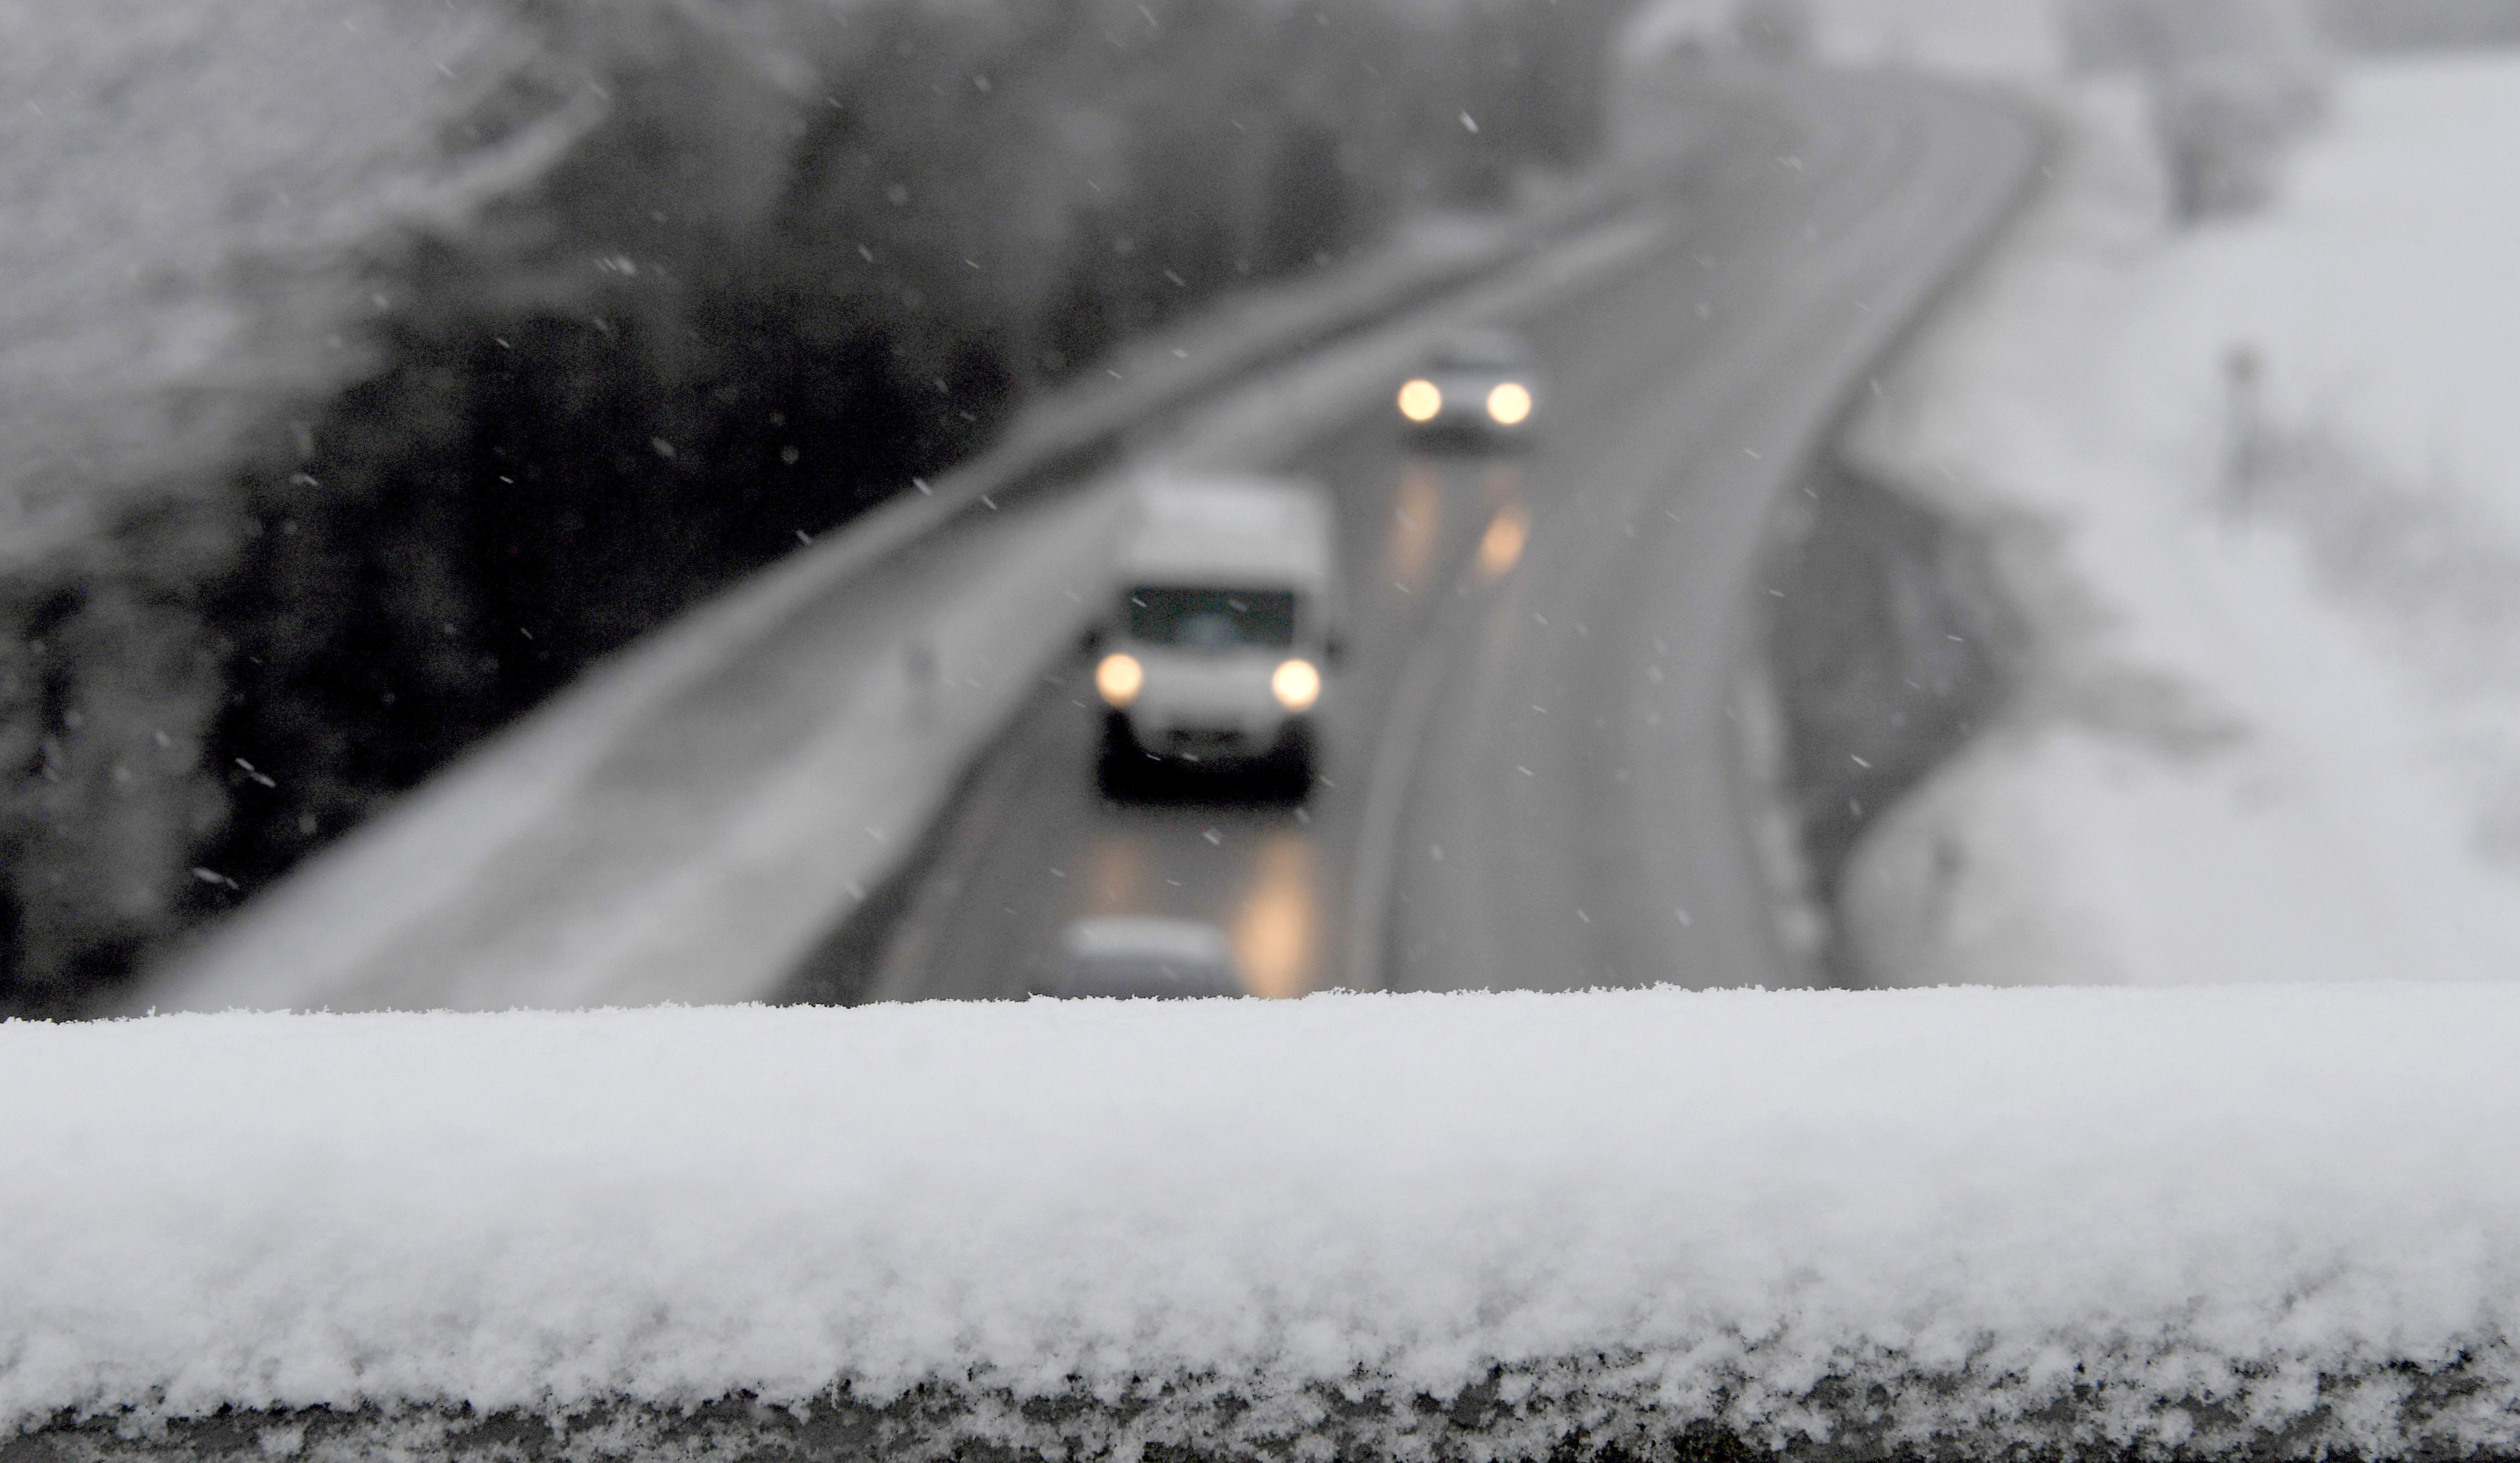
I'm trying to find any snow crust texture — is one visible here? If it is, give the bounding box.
[7,989,2519,1459]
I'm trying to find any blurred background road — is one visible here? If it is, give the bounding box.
[855,70,2037,1002]
[20,0,2516,1017]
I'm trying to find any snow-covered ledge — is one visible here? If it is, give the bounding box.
[8,988,2517,1460]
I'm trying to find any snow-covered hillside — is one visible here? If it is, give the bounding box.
[1624,0,2061,73]
[1844,54,2520,986]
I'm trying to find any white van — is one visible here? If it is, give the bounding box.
[1090,475,1341,795]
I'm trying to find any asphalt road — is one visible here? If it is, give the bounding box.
[858,67,2039,1002]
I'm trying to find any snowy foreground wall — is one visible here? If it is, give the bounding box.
[8,987,2520,1461]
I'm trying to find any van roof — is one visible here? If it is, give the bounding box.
[1119,475,1333,588]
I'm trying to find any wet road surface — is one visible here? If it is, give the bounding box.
[855,68,2040,1002]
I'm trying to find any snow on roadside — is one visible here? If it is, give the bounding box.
[1621,0,2060,75]
[1841,55,2520,987]
[9,988,2520,1457]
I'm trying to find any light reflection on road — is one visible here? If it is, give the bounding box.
[1476,502,1531,581]
[1231,829,1322,997]
[1468,460,1532,581]
[1385,462,1444,594]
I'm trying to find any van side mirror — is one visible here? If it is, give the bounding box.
[1083,624,1105,655]
[1325,632,1348,668]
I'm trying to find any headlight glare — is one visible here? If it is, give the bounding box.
[1271,658,1322,713]
[1397,379,1443,423]
[1485,381,1533,426]
[1094,652,1145,707]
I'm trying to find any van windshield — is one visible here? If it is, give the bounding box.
[1126,586,1297,650]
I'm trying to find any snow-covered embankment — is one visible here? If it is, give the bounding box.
[1814,55,2520,986]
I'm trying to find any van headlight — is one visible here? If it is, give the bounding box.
[1397,379,1443,423]
[1270,658,1322,713]
[1485,381,1532,426]
[1094,652,1144,707]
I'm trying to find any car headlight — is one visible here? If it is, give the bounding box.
[1485,381,1532,426]
[1397,379,1443,423]
[1094,652,1144,707]
[1270,658,1322,713]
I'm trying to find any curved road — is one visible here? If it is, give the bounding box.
[851,67,2039,1002]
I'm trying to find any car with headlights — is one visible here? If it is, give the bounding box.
[1091,475,1341,797]
[1394,327,1542,449]
[1039,915,1245,998]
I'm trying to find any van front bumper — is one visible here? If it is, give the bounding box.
[1107,710,1311,766]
